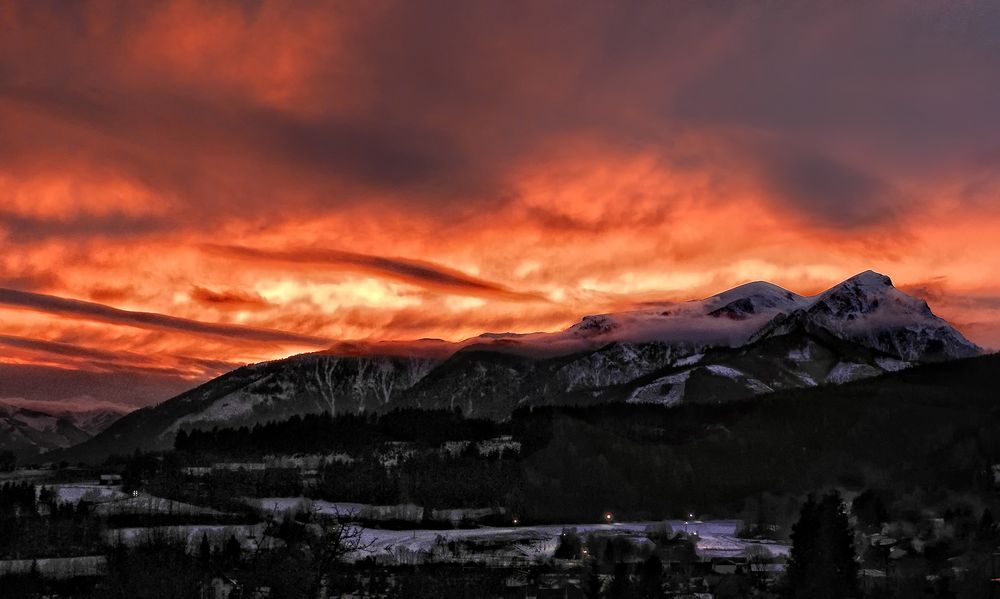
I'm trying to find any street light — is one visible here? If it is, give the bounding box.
[604,512,613,523]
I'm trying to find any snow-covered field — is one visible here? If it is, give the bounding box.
[354,519,789,564]
[243,499,788,562]
[0,469,51,483]
[41,484,128,504]
[0,556,106,579]
[100,518,787,565]
[41,484,220,516]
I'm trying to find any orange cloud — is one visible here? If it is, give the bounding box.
[1,1,999,410]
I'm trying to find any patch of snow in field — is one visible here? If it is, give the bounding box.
[0,469,50,483]
[477,436,521,455]
[92,493,222,516]
[43,484,128,504]
[441,441,471,457]
[0,556,106,579]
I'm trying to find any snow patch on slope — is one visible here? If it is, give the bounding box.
[826,362,881,384]
[674,353,704,367]
[627,371,690,406]
[788,345,812,362]
[705,364,744,379]
[875,357,910,372]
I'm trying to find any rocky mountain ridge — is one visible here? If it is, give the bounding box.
[56,271,981,461]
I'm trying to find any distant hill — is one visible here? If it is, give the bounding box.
[0,403,124,460]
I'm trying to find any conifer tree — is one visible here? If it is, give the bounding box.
[638,554,664,599]
[785,491,858,599]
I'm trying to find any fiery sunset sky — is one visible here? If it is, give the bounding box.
[2,1,1000,412]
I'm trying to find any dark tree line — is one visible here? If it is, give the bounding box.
[175,409,504,457]
[0,449,16,471]
[313,447,520,510]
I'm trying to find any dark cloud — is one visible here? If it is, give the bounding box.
[0,211,168,242]
[756,147,901,228]
[0,333,136,364]
[2,1,999,228]
[0,332,238,377]
[0,288,329,346]
[190,286,272,310]
[204,245,546,302]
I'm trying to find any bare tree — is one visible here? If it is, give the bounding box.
[306,507,374,599]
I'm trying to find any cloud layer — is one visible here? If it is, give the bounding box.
[1,1,999,410]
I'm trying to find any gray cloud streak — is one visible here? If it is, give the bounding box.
[0,288,330,346]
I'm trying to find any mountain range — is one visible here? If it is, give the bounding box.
[0,403,124,459]
[49,270,981,462]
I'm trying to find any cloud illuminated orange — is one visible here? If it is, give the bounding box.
[1,0,999,412]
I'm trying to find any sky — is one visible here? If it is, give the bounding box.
[1,1,1000,412]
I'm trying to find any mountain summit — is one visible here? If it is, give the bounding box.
[58,271,981,461]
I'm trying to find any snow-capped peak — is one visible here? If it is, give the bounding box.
[809,270,929,322]
[841,269,893,290]
[468,270,978,363]
[704,281,805,320]
[704,280,804,309]
[788,270,979,361]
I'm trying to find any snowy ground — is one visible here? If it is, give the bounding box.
[354,519,789,564]
[41,484,128,504]
[100,517,786,566]
[41,484,220,516]
[244,499,789,562]
[0,469,51,483]
[0,556,105,579]
[91,502,790,567]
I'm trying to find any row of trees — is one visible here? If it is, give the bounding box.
[314,449,520,510]
[174,409,504,457]
[0,450,16,471]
